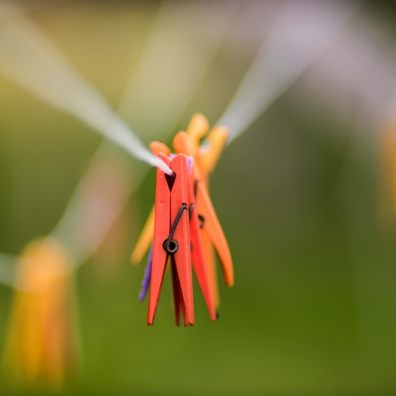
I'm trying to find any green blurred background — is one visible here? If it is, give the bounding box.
[1,1,396,395]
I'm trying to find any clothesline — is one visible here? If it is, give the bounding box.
[0,0,359,289]
[0,1,172,174]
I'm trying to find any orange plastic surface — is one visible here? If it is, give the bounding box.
[131,142,171,264]
[173,132,234,286]
[187,166,217,320]
[148,154,194,326]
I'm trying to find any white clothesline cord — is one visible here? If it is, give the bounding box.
[217,0,361,143]
[51,1,239,265]
[0,0,362,290]
[0,0,238,287]
[51,143,133,265]
[119,0,241,138]
[0,1,172,175]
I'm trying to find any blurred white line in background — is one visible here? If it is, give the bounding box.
[0,1,172,174]
[51,1,239,263]
[51,144,133,264]
[217,0,361,142]
[119,0,241,139]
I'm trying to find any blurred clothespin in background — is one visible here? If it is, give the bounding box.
[3,237,79,387]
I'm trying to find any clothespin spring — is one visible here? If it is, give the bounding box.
[163,203,188,254]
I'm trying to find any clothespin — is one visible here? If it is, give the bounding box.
[148,154,194,325]
[184,155,217,321]
[184,115,232,309]
[173,132,234,287]
[143,148,216,323]
[132,114,233,324]
[131,115,228,267]
[3,238,78,386]
[130,142,171,265]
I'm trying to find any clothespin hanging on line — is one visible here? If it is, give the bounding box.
[148,154,194,325]
[132,114,234,325]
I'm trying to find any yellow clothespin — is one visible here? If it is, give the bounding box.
[200,126,229,181]
[3,237,78,387]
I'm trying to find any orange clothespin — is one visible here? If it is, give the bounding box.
[185,157,217,321]
[132,114,234,324]
[148,153,194,326]
[185,115,231,308]
[130,142,171,265]
[173,132,234,287]
[131,116,228,269]
[147,150,217,324]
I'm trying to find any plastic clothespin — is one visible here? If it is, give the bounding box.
[148,153,194,326]
[173,132,234,287]
[185,115,230,308]
[132,114,233,322]
[185,156,217,320]
[131,142,171,265]
[131,117,228,266]
[138,147,217,321]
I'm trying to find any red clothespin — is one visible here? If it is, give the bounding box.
[148,153,194,326]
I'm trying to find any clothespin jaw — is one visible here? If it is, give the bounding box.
[148,154,194,326]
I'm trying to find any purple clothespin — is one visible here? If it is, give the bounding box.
[139,246,153,302]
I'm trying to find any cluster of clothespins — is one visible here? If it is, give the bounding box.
[131,114,234,326]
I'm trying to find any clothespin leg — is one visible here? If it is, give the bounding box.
[171,257,189,326]
[170,155,195,325]
[202,230,220,309]
[189,196,217,320]
[197,182,234,287]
